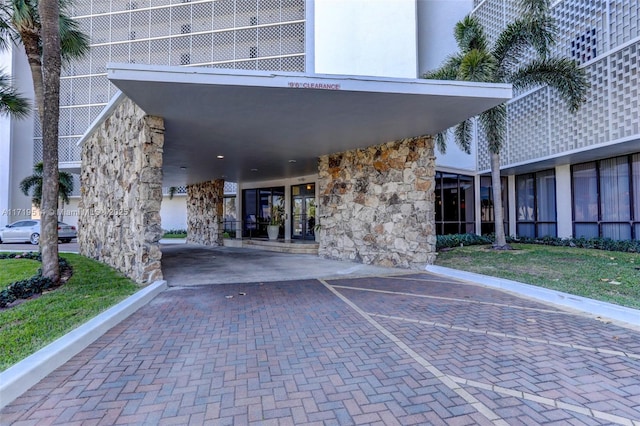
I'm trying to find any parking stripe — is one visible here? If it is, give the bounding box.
[320,279,509,425]
[333,284,569,315]
[368,312,640,360]
[450,377,640,426]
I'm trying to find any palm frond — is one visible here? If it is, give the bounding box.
[0,70,30,118]
[423,55,463,81]
[458,49,497,82]
[454,15,488,54]
[0,2,19,50]
[434,131,448,154]
[19,174,42,207]
[510,57,588,112]
[453,119,473,154]
[518,0,552,20]
[493,16,556,75]
[59,13,90,64]
[9,0,38,31]
[58,171,74,205]
[479,104,506,154]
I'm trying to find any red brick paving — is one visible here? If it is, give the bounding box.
[2,273,640,425]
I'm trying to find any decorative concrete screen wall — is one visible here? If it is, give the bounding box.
[186,179,224,246]
[79,98,164,284]
[318,136,436,269]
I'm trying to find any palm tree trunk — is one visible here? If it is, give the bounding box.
[38,0,62,282]
[490,151,510,249]
[19,29,45,125]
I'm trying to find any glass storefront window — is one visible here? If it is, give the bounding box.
[434,172,475,235]
[480,176,508,236]
[572,154,639,240]
[516,170,557,238]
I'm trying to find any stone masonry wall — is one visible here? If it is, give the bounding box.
[186,179,224,246]
[79,98,164,284]
[317,136,436,269]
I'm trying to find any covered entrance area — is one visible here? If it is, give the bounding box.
[160,243,398,286]
[78,65,511,284]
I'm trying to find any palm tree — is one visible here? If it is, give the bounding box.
[0,0,89,123]
[0,69,29,117]
[423,0,587,249]
[38,0,63,281]
[19,162,74,220]
[1,0,89,282]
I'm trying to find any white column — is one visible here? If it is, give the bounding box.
[555,164,573,238]
[508,174,517,237]
[474,175,482,235]
[0,49,11,227]
[235,181,243,239]
[284,185,292,241]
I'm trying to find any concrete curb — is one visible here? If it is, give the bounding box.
[425,265,640,328]
[0,280,168,410]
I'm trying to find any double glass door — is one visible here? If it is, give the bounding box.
[292,183,316,240]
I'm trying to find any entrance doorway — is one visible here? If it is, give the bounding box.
[242,187,285,238]
[292,183,316,240]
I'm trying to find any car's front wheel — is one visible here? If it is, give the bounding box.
[30,233,40,245]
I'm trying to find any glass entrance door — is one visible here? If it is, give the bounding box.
[291,183,316,240]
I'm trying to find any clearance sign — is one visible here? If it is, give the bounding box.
[287,81,341,90]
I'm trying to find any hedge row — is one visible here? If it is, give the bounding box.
[0,253,70,308]
[437,233,640,253]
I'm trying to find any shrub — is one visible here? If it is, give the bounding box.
[436,234,493,249]
[507,235,640,253]
[0,254,70,308]
[163,229,187,235]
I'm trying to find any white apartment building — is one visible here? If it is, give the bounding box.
[1,0,638,242]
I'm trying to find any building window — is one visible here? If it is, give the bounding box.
[181,24,191,34]
[180,53,190,65]
[249,46,257,59]
[572,154,639,240]
[516,169,557,238]
[480,176,508,236]
[434,172,474,235]
[571,28,597,65]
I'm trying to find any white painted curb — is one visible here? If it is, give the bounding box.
[0,280,168,409]
[425,265,640,327]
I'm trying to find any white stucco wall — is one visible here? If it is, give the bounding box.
[313,0,418,78]
[1,45,35,226]
[0,48,12,227]
[417,0,473,75]
[161,195,188,231]
[417,0,476,171]
[555,164,573,239]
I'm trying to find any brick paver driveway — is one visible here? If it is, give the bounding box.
[3,272,640,425]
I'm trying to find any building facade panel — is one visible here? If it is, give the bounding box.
[507,88,549,164]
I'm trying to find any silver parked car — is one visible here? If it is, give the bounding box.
[0,219,77,245]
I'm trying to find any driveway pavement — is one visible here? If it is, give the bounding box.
[2,272,639,425]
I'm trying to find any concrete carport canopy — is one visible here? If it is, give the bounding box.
[105,64,512,186]
[77,64,511,285]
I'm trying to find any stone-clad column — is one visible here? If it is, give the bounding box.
[317,136,436,269]
[186,179,224,246]
[79,97,164,284]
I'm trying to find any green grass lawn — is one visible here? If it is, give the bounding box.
[0,253,140,371]
[435,243,640,309]
[0,259,41,286]
[162,233,187,239]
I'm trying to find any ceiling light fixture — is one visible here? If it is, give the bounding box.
[217,155,224,159]
[251,168,258,172]
[288,159,297,163]
[180,166,187,170]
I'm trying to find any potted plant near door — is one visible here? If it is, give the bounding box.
[267,198,284,240]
